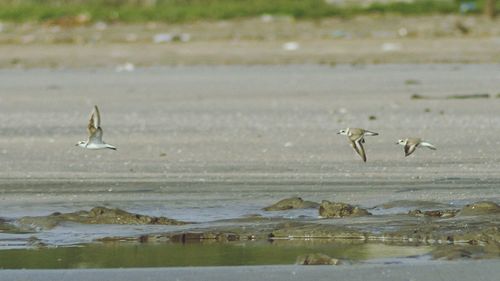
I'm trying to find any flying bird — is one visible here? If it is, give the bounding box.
[337,128,378,162]
[397,138,436,156]
[76,105,117,150]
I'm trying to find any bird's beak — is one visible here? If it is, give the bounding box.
[75,143,79,146]
[336,132,341,134]
[395,142,399,144]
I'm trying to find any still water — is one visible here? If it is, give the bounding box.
[0,241,432,269]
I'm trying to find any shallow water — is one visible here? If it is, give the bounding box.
[0,241,433,269]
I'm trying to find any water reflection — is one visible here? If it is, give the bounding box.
[0,240,432,269]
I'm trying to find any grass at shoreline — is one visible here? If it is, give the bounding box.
[0,0,467,23]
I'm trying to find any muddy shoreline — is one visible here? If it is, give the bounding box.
[1,198,498,266]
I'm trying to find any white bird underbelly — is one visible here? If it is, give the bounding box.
[83,143,109,150]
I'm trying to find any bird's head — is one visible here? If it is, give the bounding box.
[337,129,348,135]
[75,141,86,147]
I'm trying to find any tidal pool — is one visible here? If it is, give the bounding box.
[0,241,433,269]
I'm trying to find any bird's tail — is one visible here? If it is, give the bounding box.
[364,130,379,136]
[106,144,117,151]
[420,141,436,150]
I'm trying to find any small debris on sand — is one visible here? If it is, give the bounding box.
[412,93,490,100]
[282,42,300,51]
[405,79,421,85]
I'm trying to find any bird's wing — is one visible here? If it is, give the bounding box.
[351,139,366,162]
[348,132,363,142]
[420,141,437,150]
[87,105,101,137]
[88,127,104,144]
[404,143,417,156]
[364,130,378,136]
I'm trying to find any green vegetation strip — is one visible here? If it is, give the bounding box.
[0,0,469,23]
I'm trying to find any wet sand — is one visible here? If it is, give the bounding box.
[0,65,499,196]
[2,261,500,281]
[0,65,499,276]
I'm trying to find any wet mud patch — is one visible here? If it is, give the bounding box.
[296,253,342,265]
[319,201,371,218]
[262,197,319,211]
[0,218,33,234]
[1,200,498,267]
[92,201,499,263]
[16,207,189,230]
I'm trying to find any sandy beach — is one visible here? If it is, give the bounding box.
[0,64,499,278]
[0,64,499,213]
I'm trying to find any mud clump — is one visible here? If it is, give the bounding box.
[0,218,33,234]
[0,218,13,232]
[169,232,239,243]
[319,201,371,218]
[296,253,341,265]
[263,197,319,211]
[459,201,500,216]
[18,207,188,230]
[408,209,459,218]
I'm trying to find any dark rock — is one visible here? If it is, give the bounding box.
[296,253,341,265]
[263,197,319,211]
[319,201,371,218]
